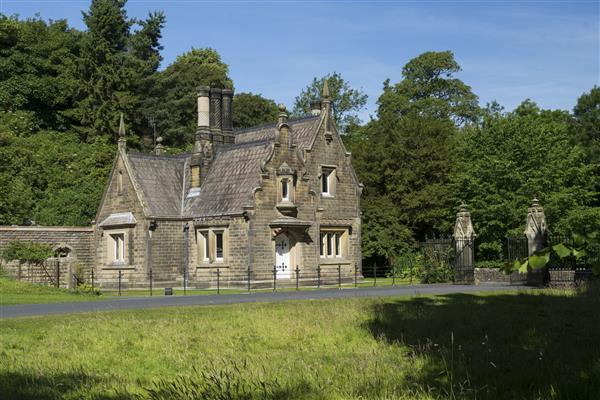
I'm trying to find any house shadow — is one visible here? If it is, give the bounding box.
[0,370,136,400]
[366,287,600,399]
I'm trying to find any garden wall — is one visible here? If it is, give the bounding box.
[0,226,94,288]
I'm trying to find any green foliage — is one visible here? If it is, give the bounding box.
[506,233,600,276]
[2,240,53,264]
[73,0,165,141]
[453,101,598,261]
[0,129,113,225]
[145,48,231,147]
[377,51,480,126]
[232,92,279,129]
[0,15,81,130]
[292,71,367,133]
[573,86,600,164]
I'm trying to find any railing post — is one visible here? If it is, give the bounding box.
[295,265,300,291]
[247,265,251,293]
[91,269,94,293]
[150,268,153,296]
[183,269,187,296]
[118,270,122,296]
[55,261,60,288]
[354,262,358,288]
[219,267,224,294]
[374,263,377,287]
[392,264,396,287]
[338,264,341,289]
[317,265,321,289]
[273,266,277,292]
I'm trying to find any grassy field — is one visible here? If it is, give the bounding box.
[0,276,102,305]
[1,287,599,399]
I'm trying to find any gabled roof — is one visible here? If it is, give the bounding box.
[119,114,332,219]
[126,153,188,218]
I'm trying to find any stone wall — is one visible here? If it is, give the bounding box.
[0,226,94,288]
[474,268,525,285]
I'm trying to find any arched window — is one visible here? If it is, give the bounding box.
[54,247,71,258]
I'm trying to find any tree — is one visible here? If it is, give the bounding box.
[572,86,600,166]
[72,0,164,142]
[232,92,279,129]
[0,15,81,130]
[349,51,477,263]
[452,100,598,261]
[145,48,231,148]
[377,51,480,126]
[292,72,367,133]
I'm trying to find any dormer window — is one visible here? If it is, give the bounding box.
[321,167,336,197]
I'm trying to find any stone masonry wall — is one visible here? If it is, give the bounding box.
[0,226,94,288]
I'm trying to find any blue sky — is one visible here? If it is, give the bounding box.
[1,0,598,122]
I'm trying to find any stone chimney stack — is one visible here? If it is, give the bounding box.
[210,87,223,147]
[118,113,126,152]
[221,88,234,145]
[191,86,211,189]
[310,100,321,116]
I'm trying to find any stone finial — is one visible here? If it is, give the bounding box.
[322,79,330,100]
[118,113,126,151]
[453,202,476,240]
[277,103,288,126]
[154,136,164,156]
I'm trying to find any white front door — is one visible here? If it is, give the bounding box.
[275,234,291,279]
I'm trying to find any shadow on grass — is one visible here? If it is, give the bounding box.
[0,370,135,400]
[366,287,600,399]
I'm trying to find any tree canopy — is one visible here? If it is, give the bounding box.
[293,72,367,133]
[232,92,279,129]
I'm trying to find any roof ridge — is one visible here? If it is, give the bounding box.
[234,114,319,135]
[127,151,190,160]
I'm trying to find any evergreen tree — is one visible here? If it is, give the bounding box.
[72,0,164,143]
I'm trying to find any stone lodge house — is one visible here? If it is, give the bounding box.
[0,82,363,289]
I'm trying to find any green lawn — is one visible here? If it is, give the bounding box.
[0,275,414,305]
[1,287,599,399]
[0,276,102,305]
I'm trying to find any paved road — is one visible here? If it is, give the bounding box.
[0,284,527,319]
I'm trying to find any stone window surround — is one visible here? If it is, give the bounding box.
[103,228,131,268]
[319,227,349,263]
[320,165,337,198]
[196,227,229,267]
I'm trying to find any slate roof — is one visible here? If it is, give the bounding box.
[124,115,321,219]
[126,153,188,217]
[183,140,272,217]
[235,116,320,149]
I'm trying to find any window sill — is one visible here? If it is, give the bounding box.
[196,264,229,269]
[321,194,335,199]
[103,265,135,270]
[319,258,350,265]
